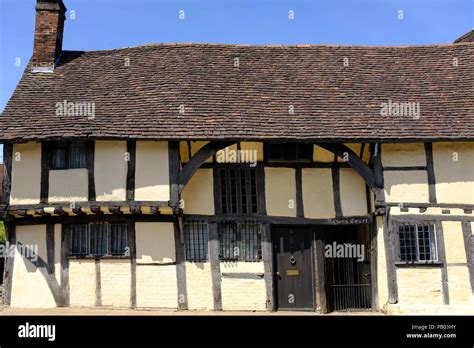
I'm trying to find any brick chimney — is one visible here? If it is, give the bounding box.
[32,0,67,72]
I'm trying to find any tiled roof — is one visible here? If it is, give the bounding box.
[1,42,473,142]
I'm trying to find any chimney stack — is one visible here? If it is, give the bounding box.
[32,0,67,72]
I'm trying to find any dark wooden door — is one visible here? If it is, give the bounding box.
[273,226,314,310]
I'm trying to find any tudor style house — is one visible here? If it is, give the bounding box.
[0,0,473,314]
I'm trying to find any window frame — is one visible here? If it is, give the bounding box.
[395,222,439,264]
[69,222,129,258]
[218,221,262,262]
[265,143,313,163]
[216,167,259,215]
[50,141,87,170]
[184,221,209,262]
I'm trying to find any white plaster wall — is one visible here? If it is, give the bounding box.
[181,169,214,215]
[340,168,367,216]
[48,169,88,203]
[265,167,296,217]
[10,142,41,204]
[185,262,214,310]
[95,141,127,201]
[11,225,56,308]
[302,168,334,218]
[384,171,429,203]
[135,141,170,201]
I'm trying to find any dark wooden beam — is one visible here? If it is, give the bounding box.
[370,221,379,311]
[295,168,304,218]
[317,143,376,189]
[424,143,437,204]
[60,224,71,306]
[313,228,328,313]
[10,214,177,226]
[174,218,188,310]
[178,141,235,194]
[332,167,342,218]
[256,166,267,215]
[435,221,449,305]
[168,141,181,209]
[46,224,55,275]
[462,221,474,295]
[129,221,137,308]
[372,142,385,203]
[385,209,398,304]
[86,141,96,201]
[40,142,50,204]
[2,222,16,305]
[95,259,102,306]
[261,223,274,311]
[126,141,136,201]
[2,144,13,205]
[209,223,222,310]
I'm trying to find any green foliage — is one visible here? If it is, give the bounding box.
[0,222,5,245]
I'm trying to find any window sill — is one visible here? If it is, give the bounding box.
[68,255,130,260]
[394,261,443,268]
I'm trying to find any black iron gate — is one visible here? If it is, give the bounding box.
[325,226,371,312]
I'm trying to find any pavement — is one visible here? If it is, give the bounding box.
[0,306,381,316]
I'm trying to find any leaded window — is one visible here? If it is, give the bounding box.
[267,143,312,162]
[184,221,209,262]
[218,221,261,262]
[397,223,437,262]
[70,222,128,257]
[51,141,87,169]
[217,168,258,214]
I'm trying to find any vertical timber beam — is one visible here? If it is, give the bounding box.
[126,140,136,201]
[60,224,70,307]
[313,228,328,313]
[261,223,274,311]
[174,217,188,310]
[370,219,379,311]
[40,143,50,204]
[256,165,267,215]
[46,224,55,275]
[2,144,13,205]
[435,221,450,305]
[331,167,342,218]
[3,222,16,305]
[129,221,137,308]
[372,142,385,205]
[462,221,474,295]
[209,223,222,310]
[424,143,437,204]
[86,141,96,202]
[95,259,102,307]
[384,208,398,304]
[168,141,181,211]
[295,168,304,218]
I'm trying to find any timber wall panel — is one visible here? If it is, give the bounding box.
[100,260,131,307]
[10,142,41,204]
[381,143,426,167]
[220,262,266,311]
[443,221,473,305]
[181,169,214,215]
[11,225,56,308]
[48,169,88,203]
[135,141,170,201]
[185,262,214,310]
[339,168,367,216]
[94,141,127,201]
[135,222,178,308]
[433,142,474,205]
[384,171,429,203]
[302,168,334,218]
[265,167,296,217]
[69,259,96,307]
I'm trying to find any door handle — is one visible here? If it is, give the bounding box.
[276,271,281,279]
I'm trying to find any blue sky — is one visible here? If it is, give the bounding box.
[0,0,473,161]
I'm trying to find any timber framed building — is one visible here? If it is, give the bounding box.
[1,1,473,313]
